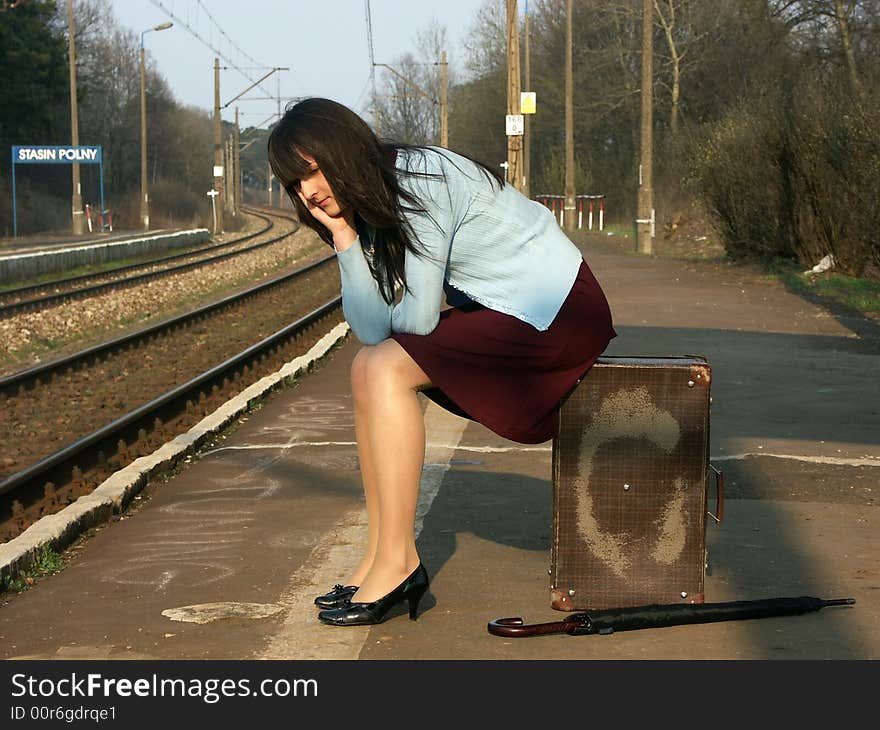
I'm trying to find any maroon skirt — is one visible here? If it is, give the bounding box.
[391,259,616,444]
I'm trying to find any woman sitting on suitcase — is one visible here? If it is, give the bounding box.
[268,97,616,626]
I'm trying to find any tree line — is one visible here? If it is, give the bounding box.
[0,0,219,236]
[373,0,879,277]
[2,1,877,278]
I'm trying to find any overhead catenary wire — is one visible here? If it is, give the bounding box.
[364,0,378,125]
[353,72,375,112]
[364,0,376,67]
[147,0,279,105]
[195,0,265,70]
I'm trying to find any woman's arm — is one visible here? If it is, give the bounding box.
[389,202,450,336]
[335,240,394,345]
[299,152,457,345]
[336,201,453,345]
[297,190,393,345]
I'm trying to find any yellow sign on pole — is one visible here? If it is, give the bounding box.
[520,91,536,114]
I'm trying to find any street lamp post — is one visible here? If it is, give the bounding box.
[140,21,173,231]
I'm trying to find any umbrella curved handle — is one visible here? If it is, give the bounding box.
[487,616,583,637]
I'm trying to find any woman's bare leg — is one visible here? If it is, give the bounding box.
[345,348,380,586]
[350,339,431,603]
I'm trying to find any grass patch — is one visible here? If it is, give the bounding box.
[599,222,635,239]
[777,267,880,314]
[0,547,66,594]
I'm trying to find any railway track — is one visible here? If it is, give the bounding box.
[0,205,295,316]
[0,207,344,543]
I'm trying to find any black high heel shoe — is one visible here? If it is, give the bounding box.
[317,564,429,626]
[314,584,358,609]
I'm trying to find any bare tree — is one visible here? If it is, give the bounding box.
[371,21,451,144]
[463,0,507,79]
[766,0,873,94]
[830,0,862,93]
[653,1,707,137]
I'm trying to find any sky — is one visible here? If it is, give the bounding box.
[106,0,490,129]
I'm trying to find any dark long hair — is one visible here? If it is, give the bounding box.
[267,97,503,304]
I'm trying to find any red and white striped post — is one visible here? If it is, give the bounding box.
[535,195,575,229]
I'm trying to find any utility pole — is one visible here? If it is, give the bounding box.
[506,0,524,192]
[440,50,448,148]
[267,163,273,206]
[234,107,241,212]
[66,0,84,235]
[564,0,575,233]
[229,134,235,218]
[213,57,225,233]
[523,1,531,198]
[139,40,147,230]
[637,0,654,254]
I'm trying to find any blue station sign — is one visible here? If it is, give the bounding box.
[13,145,102,164]
[10,144,105,237]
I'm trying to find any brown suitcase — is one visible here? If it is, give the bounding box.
[550,356,723,611]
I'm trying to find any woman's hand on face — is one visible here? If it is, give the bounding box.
[298,192,358,252]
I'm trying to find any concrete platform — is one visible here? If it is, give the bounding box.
[1,243,877,661]
[0,229,209,282]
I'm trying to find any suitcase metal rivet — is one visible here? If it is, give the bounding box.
[568,589,576,597]
[623,483,631,491]
[680,591,688,598]
[687,380,695,388]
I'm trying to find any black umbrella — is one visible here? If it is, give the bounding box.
[488,596,855,637]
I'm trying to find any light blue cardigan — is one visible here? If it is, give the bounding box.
[335,147,584,346]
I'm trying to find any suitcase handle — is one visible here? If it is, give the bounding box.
[708,464,724,524]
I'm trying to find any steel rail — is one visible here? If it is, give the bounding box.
[0,251,335,395]
[0,295,342,502]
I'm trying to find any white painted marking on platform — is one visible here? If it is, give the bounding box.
[205,442,359,453]
[205,441,550,453]
[711,452,880,467]
[203,443,880,467]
